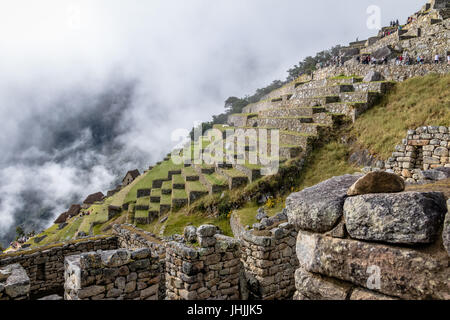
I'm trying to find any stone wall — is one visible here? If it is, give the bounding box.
[240,216,298,300]
[0,236,118,298]
[286,174,450,300]
[0,263,30,300]
[112,224,165,255]
[165,225,241,300]
[64,248,160,300]
[385,126,450,182]
[112,224,166,299]
[314,63,450,82]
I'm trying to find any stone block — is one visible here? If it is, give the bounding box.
[296,231,449,299]
[294,268,351,300]
[344,192,447,244]
[286,174,362,232]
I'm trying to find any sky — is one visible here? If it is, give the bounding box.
[0,0,425,245]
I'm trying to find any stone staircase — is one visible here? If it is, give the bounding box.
[127,0,450,226]
[128,73,397,225]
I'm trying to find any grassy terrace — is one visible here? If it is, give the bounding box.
[160,194,172,205]
[149,202,160,212]
[182,166,198,178]
[151,189,161,197]
[124,159,184,204]
[162,181,172,190]
[230,113,258,117]
[135,209,149,219]
[330,74,361,80]
[352,73,450,159]
[222,168,248,178]
[172,189,188,199]
[186,180,208,192]
[203,172,228,186]
[172,174,185,185]
[136,196,150,207]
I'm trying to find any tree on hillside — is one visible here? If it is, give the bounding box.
[247,80,285,104]
[225,96,249,114]
[286,45,342,81]
[15,225,24,239]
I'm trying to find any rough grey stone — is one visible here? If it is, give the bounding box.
[286,174,362,232]
[295,268,351,300]
[344,192,447,244]
[77,285,106,299]
[130,248,151,260]
[3,264,30,298]
[196,225,217,237]
[443,201,450,256]
[38,294,63,300]
[372,46,395,61]
[256,208,268,221]
[350,288,397,300]
[296,230,449,300]
[198,236,217,247]
[363,70,384,82]
[417,167,450,181]
[252,223,264,231]
[260,218,274,228]
[100,250,131,268]
[184,226,197,243]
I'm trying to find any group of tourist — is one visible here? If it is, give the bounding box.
[390,19,400,27]
[406,16,416,25]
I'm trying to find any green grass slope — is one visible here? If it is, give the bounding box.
[352,73,450,159]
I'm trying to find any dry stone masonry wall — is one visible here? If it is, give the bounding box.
[286,173,450,300]
[385,126,450,182]
[64,248,160,300]
[165,225,241,300]
[0,236,118,298]
[240,220,298,300]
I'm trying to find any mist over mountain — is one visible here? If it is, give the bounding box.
[0,0,424,247]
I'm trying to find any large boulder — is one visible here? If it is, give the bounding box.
[443,200,450,256]
[296,231,449,300]
[286,174,362,232]
[294,268,351,300]
[183,226,197,243]
[363,70,384,82]
[340,47,360,57]
[371,46,395,61]
[347,171,405,196]
[344,192,447,244]
[2,264,30,299]
[99,250,131,268]
[417,167,450,181]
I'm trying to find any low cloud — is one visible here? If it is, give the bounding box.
[0,0,424,246]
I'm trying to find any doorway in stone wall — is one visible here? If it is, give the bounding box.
[413,146,424,170]
[36,263,46,281]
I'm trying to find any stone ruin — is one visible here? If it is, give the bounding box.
[0,170,449,301]
[165,225,241,300]
[64,248,160,300]
[286,172,450,300]
[0,264,30,300]
[385,126,450,182]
